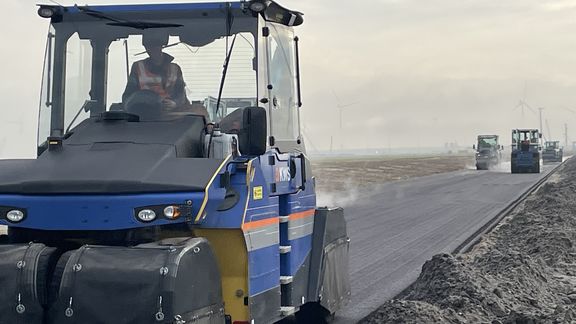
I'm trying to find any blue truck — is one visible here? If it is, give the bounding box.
[511,129,542,173]
[0,2,350,323]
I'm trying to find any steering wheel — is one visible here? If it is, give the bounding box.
[124,90,163,120]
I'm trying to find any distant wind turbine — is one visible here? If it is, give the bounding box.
[332,90,359,131]
[513,82,536,121]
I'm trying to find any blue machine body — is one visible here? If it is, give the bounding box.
[0,2,350,323]
[511,129,541,173]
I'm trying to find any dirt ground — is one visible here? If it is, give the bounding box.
[311,154,473,207]
[311,154,474,194]
[361,158,576,323]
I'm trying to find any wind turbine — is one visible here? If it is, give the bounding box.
[513,82,536,122]
[332,90,359,131]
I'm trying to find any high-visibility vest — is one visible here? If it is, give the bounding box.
[136,61,179,99]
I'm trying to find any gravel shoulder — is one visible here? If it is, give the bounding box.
[361,158,576,323]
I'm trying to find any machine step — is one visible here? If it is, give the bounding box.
[280,276,293,284]
[280,306,295,316]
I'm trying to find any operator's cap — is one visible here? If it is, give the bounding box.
[142,31,169,47]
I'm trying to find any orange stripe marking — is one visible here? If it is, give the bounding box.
[289,209,315,221]
[242,217,279,230]
[242,209,316,230]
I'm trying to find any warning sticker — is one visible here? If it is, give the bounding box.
[253,186,263,200]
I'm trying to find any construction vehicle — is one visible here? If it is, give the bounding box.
[473,135,502,170]
[511,129,542,173]
[0,2,351,323]
[542,141,563,163]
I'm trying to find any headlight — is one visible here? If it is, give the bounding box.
[137,209,157,222]
[163,206,181,220]
[6,210,25,223]
[249,0,269,12]
[135,203,191,223]
[37,7,55,18]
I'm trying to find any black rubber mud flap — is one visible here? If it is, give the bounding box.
[319,236,350,312]
[48,237,225,324]
[0,243,59,324]
[306,207,351,315]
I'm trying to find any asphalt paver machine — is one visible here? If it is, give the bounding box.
[0,2,350,323]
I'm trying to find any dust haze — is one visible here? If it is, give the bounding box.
[3,0,576,157]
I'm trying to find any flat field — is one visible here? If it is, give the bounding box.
[311,154,474,202]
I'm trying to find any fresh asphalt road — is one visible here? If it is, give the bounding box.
[333,161,561,323]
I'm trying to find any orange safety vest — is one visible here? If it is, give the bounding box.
[136,61,179,99]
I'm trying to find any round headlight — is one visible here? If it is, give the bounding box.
[38,7,55,18]
[249,2,267,12]
[163,206,181,220]
[137,209,156,222]
[6,210,25,223]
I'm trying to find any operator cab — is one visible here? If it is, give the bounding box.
[476,135,499,152]
[545,141,560,150]
[512,129,541,152]
[37,1,305,157]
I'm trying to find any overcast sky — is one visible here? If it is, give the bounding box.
[3,0,576,157]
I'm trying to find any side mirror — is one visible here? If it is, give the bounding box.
[539,134,542,138]
[472,144,476,150]
[239,107,267,156]
[83,99,98,112]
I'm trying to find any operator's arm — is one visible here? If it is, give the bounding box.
[170,65,188,106]
[122,63,140,103]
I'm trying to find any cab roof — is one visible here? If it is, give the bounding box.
[38,1,304,26]
[64,2,242,13]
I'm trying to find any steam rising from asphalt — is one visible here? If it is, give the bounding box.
[316,178,361,208]
[494,161,512,172]
[316,179,408,208]
[465,161,512,173]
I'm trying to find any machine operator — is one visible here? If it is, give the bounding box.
[122,32,188,111]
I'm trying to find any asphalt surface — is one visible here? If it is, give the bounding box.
[332,161,561,323]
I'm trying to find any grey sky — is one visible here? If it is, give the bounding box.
[2,0,576,157]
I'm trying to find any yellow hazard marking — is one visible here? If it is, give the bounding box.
[193,229,249,321]
[241,159,256,225]
[250,166,256,182]
[253,186,263,200]
[195,155,231,222]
